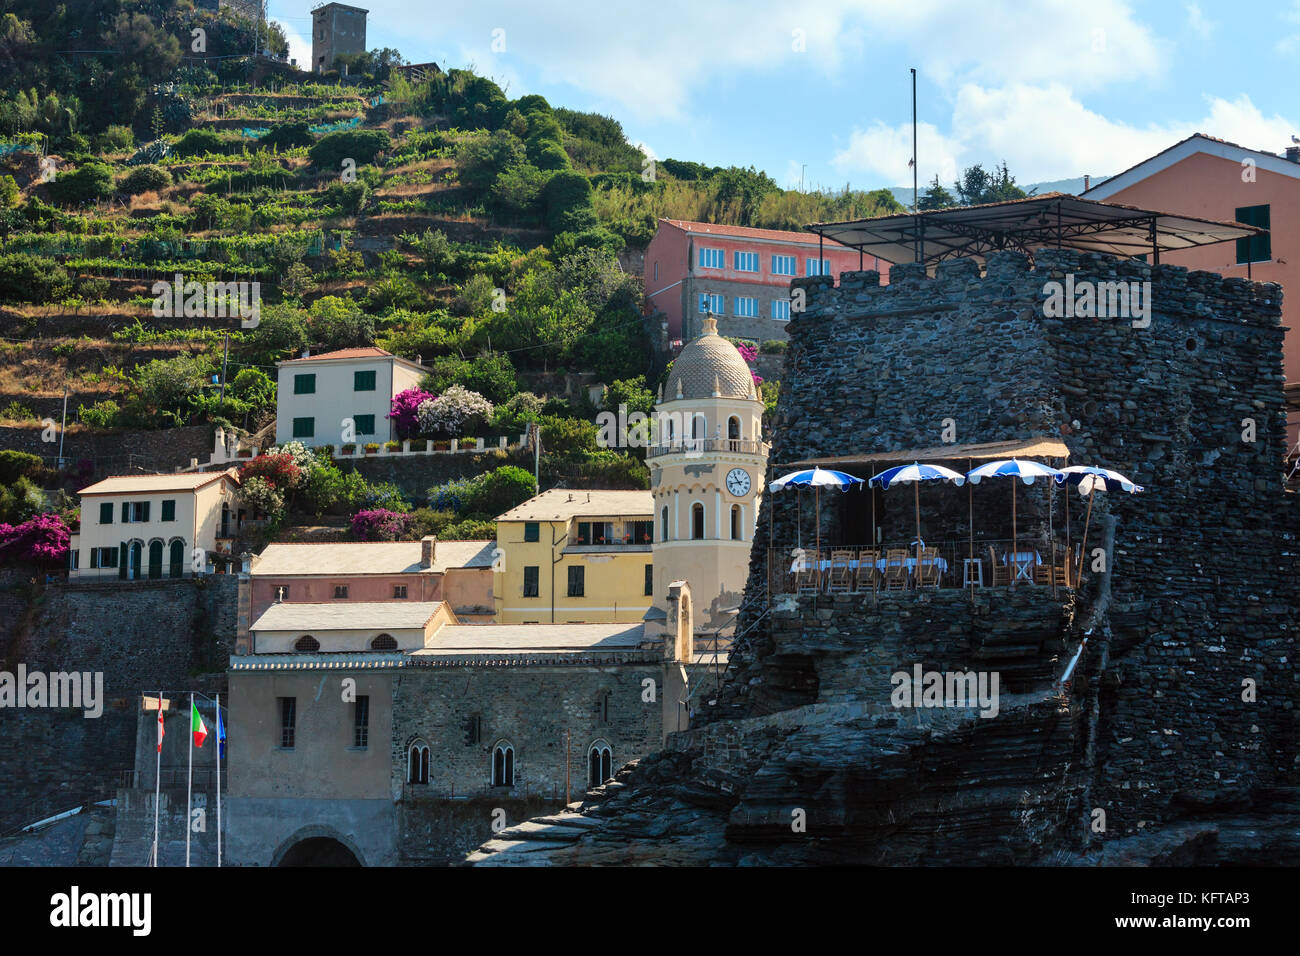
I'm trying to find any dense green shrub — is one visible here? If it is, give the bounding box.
[420,351,516,405]
[0,450,45,485]
[308,129,391,169]
[172,128,236,157]
[259,122,314,152]
[46,163,114,206]
[119,164,172,195]
[0,253,71,302]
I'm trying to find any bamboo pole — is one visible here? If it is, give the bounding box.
[1077,487,1096,585]
[968,458,974,603]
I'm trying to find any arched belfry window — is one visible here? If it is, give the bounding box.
[661,505,669,542]
[731,504,742,540]
[588,741,613,788]
[492,741,515,787]
[408,740,430,784]
[691,503,705,540]
[728,416,741,440]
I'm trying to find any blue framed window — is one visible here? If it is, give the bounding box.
[698,247,724,269]
[771,255,796,276]
[733,251,758,272]
[734,296,758,317]
[772,299,791,320]
[698,293,724,314]
[805,257,832,276]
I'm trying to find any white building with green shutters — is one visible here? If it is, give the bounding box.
[274,347,425,447]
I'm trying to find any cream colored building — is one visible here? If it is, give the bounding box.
[648,315,769,630]
[493,489,655,624]
[68,470,241,580]
[274,346,425,446]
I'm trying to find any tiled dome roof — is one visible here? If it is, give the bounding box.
[664,317,757,401]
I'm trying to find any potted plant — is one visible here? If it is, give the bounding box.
[341,443,356,455]
[364,442,380,454]
[385,440,401,452]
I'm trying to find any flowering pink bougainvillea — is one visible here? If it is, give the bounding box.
[0,513,71,565]
[350,509,411,542]
[389,387,437,440]
[735,343,758,364]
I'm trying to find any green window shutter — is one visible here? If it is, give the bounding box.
[293,417,315,438]
[294,373,316,394]
[99,502,113,525]
[524,522,539,542]
[118,543,127,579]
[161,500,176,522]
[1235,205,1271,264]
[121,502,130,522]
[141,502,150,522]
[354,370,376,391]
[645,564,653,596]
[355,414,375,435]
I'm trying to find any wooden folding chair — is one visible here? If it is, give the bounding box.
[916,546,941,588]
[827,550,854,593]
[795,549,822,594]
[1035,543,1069,588]
[988,545,1011,587]
[855,549,880,591]
[883,549,909,590]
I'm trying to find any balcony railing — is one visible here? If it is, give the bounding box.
[768,538,1081,597]
[646,438,767,459]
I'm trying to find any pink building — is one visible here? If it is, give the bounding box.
[245,538,496,630]
[1083,134,1300,447]
[644,219,889,344]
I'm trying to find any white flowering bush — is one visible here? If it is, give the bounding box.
[241,476,285,522]
[416,385,494,437]
[268,441,317,471]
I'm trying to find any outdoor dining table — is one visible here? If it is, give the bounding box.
[876,556,949,574]
[1002,551,1042,581]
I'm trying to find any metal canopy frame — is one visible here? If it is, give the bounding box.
[807,193,1265,271]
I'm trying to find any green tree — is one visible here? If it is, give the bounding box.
[467,465,535,516]
[136,354,212,418]
[918,174,956,210]
[542,170,594,231]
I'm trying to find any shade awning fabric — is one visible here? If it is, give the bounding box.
[806,193,1264,269]
[780,437,1070,471]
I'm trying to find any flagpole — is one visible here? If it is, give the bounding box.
[186,692,193,868]
[216,693,222,868]
[153,690,162,867]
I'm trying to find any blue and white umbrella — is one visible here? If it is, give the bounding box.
[965,459,1064,579]
[770,467,865,492]
[770,467,865,555]
[1057,465,1142,581]
[869,462,965,565]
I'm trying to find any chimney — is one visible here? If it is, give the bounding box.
[1286,146,1300,164]
[420,536,435,569]
[1083,174,1090,191]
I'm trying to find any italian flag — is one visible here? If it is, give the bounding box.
[191,701,208,749]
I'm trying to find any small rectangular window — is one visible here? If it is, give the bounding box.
[523,522,539,542]
[354,414,376,435]
[772,299,791,320]
[734,296,758,317]
[567,564,585,597]
[353,695,369,749]
[733,250,759,272]
[161,499,176,522]
[292,417,315,439]
[278,697,296,749]
[644,563,653,596]
[333,584,349,599]
[294,373,316,394]
[698,293,724,314]
[393,584,407,598]
[805,257,832,276]
[523,565,539,597]
[354,370,376,391]
[68,549,80,570]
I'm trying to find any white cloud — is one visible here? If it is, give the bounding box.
[1185,3,1215,40]
[1277,1,1300,54]
[831,120,960,186]
[830,84,1298,185]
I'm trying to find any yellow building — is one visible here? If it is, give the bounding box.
[493,489,655,624]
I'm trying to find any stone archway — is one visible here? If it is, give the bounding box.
[271,825,365,867]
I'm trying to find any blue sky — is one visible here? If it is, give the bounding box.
[271,1,1300,192]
